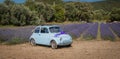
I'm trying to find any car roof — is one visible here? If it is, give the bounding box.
[36,25,60,28]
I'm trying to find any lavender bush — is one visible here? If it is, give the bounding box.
[83,23,98,40]
[60,24,80,33]
[0,22,120,44]
[0,29,15,41]
[100,23,115,41]
[0,26,35,43]
[61,23,92,38]
[109,22,120,37]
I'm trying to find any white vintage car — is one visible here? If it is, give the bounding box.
[29,25,72,49]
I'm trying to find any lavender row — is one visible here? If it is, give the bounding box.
[0,22,119,41]
[61,23,92,38]
[83,23,98,40]
[60,24,80,32]
[108,23,120,37]
[100,23,115,40]
[0,29,15,41]
[0,26,35,41]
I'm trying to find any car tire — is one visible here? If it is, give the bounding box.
[51,40,57,49]
[30,39,36,46]
[67,44,72,47]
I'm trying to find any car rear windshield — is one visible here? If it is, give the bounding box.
[49,27,61,33]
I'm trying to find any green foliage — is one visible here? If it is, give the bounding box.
[109,8,120,22]
[104,0,120,2]
[5,38,27,45]
[0,0,120,26]
[91,0,120,22]
[65,2,93,22]
[83,34,95,40]
[0,1,40,26]
[91,9,110,21]
[91,1,120,11]
[4,0,15,5]
[0,38,6,43]
[34,0,63,5]
[69,33,78,40]
[53,5,65,22]
[102,36,115,41]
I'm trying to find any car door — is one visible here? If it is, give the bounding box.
[33,27,41,44]
[39,27,50,45]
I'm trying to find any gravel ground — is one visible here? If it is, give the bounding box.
[0,40,120,59]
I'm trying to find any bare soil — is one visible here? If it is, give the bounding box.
[0,40,120,59]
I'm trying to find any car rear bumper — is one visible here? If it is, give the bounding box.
[57,39,72,46]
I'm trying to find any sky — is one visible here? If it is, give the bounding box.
[0,0,103,3]
[0,0,25,3]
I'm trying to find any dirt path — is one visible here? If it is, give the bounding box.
[0,41,120,59]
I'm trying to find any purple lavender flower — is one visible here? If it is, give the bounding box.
[60,23,92,38]
[0,26,35,42]
[83,23,98,40]
[109,22,120,38]
[100,23,115,40]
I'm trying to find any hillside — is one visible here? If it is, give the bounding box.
[0,0,120,26]
[91,1,120,11]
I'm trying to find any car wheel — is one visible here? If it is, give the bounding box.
[30,39,36,46]
[51,40,57,49]
[67,44,72,47]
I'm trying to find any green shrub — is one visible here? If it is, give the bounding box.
[69,33,78,40]
[83,34,95,40]
[0,37,6,43]
[5,38,27,45]
[103,36,115,41]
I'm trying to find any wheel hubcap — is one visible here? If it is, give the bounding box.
[51,41,56,49]
[31,40,35,45]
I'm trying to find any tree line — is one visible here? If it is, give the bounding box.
[0,0,120,26]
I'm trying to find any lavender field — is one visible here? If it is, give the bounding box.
[0,22,120,43]
[0,26,35,43]
[100,23,115,40]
